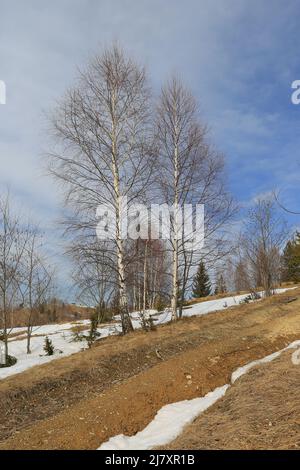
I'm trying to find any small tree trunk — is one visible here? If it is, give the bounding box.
[117,246,133,334]
[3,307,9,365]
[4,332,8,364]
[26,327,31,354]
[178,282,186,319]
[143,241,149,315]
[171,245,178,321]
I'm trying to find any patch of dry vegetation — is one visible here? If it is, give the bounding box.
[166,349,300,450]
[0,288,300,449]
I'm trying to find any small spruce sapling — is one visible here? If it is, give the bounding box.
[87,313,99,348]
[44,336,55,356]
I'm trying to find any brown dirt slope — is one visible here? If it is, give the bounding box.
[0,288,299,449]
[166,349,300,450]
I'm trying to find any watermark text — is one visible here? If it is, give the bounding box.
[0,80,6,105]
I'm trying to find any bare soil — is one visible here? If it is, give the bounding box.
[165,349,300,450]
[0,288,299,450]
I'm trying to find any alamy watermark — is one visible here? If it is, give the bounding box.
[96,198,204,250]
[0,80,6,105]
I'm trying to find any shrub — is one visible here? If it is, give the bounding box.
[44,336,55,356]
[154,297,168,313]
[96,308,113,324]
[252,292,261,300]
[140,313,157,332]
[87,313,100,348]
[70,325,86,343]
[239,295,252,304]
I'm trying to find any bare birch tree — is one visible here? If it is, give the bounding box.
[155,77,235,320]
[20,228,53,354]
[241,198,288,296]
[126,238,170,313]
[72,241,116,322]
[49,45,153,334]
[0,194,28,364]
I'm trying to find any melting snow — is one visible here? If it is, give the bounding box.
[0,287,295,381]
[99,337,300,450]
[231,339,300,383]
[99,386,229,450]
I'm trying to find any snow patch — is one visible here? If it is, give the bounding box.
[0,287,296,381]
[99,337,300,450]
[0,321,121,380]
[231,339,300,383]
[99,385,229,450]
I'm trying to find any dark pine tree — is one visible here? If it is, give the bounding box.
[282,231,300,282]
[192,261,211,298]
[44,336,54,356]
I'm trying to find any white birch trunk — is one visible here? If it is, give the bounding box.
[143,241,148,315]
[171,141,179,321]
[111,117,133,334]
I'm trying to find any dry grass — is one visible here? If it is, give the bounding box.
[166,349,300,450]
[186,282,298,305]
[4,304,94,329]
[0,287,300,449]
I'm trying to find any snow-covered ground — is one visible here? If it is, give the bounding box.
[99,339,300,450]
[0,321,121,380]
[0,287,294,380]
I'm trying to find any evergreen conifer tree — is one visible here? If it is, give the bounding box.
[44,336,54,356]
[192,261,211,298]
[282,232,300,282]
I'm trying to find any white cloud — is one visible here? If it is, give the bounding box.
[1,0,300,293]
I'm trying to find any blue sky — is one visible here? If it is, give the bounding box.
[1,0,300,295]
